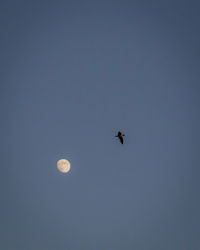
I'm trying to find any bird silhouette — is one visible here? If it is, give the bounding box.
[115,131,125,144]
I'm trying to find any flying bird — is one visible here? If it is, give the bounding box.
[115,131,125,144]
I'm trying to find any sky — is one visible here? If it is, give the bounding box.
[1,0,200,249]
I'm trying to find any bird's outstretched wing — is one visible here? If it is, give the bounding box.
[119,136,123,144]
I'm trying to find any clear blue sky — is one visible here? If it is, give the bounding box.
[1,0,200,249]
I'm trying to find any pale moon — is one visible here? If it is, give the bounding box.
[57,159,71,173]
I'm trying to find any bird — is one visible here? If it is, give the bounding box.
[115,131,125,144]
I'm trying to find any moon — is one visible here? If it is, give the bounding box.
[57,159,71,173]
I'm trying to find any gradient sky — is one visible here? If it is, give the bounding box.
[1,1,200,249]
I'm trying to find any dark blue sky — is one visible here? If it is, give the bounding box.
[1,1,200,249]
